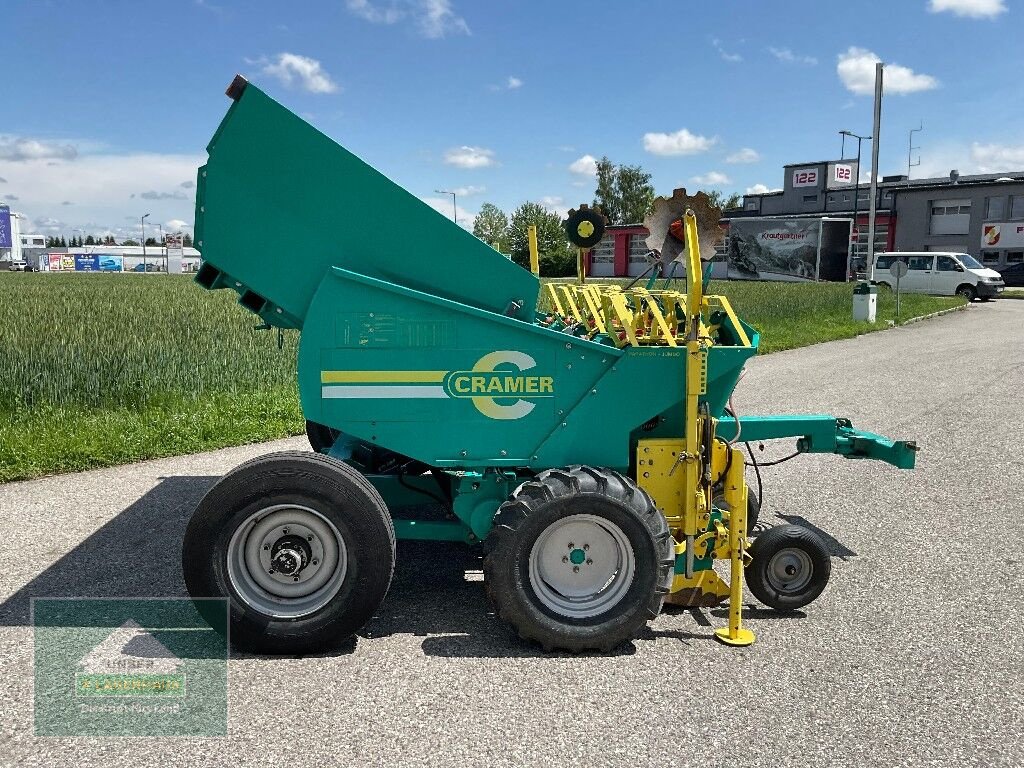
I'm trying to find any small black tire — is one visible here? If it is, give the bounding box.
[483,466,673,653]
[745,524,830,611]
[747,491,761,531]
[956,284,977,302]
[182,450,395,654]
[305,420,342,454]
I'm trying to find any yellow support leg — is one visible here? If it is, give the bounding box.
[714,444,755,647]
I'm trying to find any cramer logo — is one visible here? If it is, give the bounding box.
[444,351,552,420]
[320,350,554,421]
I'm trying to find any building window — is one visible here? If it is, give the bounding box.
[985,196,1005,219]
[929,198,971,235]
[745,201,757,211]
[1010,195,1024,219]
[1008,251,1024,264]
[843,193,850,202]
[981,250,1001,265]
[802,194,818,203]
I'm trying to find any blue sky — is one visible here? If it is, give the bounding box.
[2,0,1022,238]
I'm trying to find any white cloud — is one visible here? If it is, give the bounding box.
[710,37,742,62]
[0,135,78,162]
[643,129,717,156]
[165,219,193,231]
[539,195,570,217]
[745,183,772,194]
[448,185,486,196]
[725,147,760,164]
[837,47,939,95]
[346,0,405,24]
[262,53,339,94]
[347,0,468,37]
[970,142,1024,169]
[421,195,475,228]
[569,154,598,177]
[928,0,1006,18]
[690,171,731,186]
[443,146,495,169]
[3,151,201,237]
[768,47,817,65]
[507,76,523,89]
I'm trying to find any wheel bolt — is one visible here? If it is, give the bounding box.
[573,566,580,573]
[586,559,593,565]
[568,542,575,549]
[293,576,299,582]
[307,535,313,541]
[562,556,568,563]
[583,544,589,551]
[268,569,275,575]
[312,559,319,565]
[263,544,270,551]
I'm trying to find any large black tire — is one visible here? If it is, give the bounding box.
[182,451,395,654]
[484,466,673,652]
[305,420,341,454]
[745,524,830,611]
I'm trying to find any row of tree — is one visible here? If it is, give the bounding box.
[470,156,742,276]
[44,233,194,248]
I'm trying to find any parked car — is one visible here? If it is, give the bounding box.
[9,260,27,271]
[874,252,1004,302]
[997,262,1024,287]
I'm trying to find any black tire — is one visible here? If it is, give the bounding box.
[711,490,760,532]
[305,420,341,454]
[483,466,673,652]
[745,524,830,611]
[182,450,395,654]
[956,284,977,302]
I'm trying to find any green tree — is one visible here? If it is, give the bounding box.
[182,233,193,247]
[59,236,66,247]
[145,237,158,246]
[122,238,139,246]
[507,202,574,276]
[472,202,509,250]
[84,235,95,245]
[703,190,742,211]
[592,157,655,225]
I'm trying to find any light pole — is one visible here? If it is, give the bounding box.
[435,189,457,223]
[156,223,165,272]
[141,213,150,273]
[839,130,871,278]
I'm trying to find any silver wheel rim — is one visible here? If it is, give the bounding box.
[528,514,635,619]
[226,504,347,619]
[766,547,813,594]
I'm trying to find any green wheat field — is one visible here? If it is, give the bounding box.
[0,272,961,482]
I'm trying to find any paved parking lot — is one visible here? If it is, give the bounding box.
[1,301,1022,767]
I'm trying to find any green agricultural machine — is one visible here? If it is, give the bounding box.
[182,76,917,654]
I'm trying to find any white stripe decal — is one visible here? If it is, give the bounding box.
[321,385,449,399]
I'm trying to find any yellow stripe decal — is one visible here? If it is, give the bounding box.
[321,370,448,384]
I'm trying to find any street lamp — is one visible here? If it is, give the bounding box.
[839,130,872,278]
[155,223,165,272]
[435,189,457,223]
[141,213,150,273]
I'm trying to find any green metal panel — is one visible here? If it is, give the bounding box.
[194,78,538,326]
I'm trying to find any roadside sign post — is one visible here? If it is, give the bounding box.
[890,259,908,322]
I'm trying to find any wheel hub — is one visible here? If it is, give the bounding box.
[226,504,348,619]
[766,547,813,594]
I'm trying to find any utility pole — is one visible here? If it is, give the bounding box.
[840,130,872,277]
[141,213,150,273]
[866,62,883,284]
[435,189,457,223]
[907,121,922,183]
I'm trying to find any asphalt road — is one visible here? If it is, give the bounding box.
[2,301,1022,767]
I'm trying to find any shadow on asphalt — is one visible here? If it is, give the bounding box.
[1,476,847,659]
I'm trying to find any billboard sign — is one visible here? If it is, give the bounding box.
[727,218,822,281]
[0,205,11,249]
[791,168,820,188]
[74,254,100,271]
[48,253,63,271]
[166,232,185,274]
[97,254,123,271]
[827,162,858,189]
[982,223,1024,249]
[61,254,76,271]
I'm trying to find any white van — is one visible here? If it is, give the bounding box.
[873,252,1005,302]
